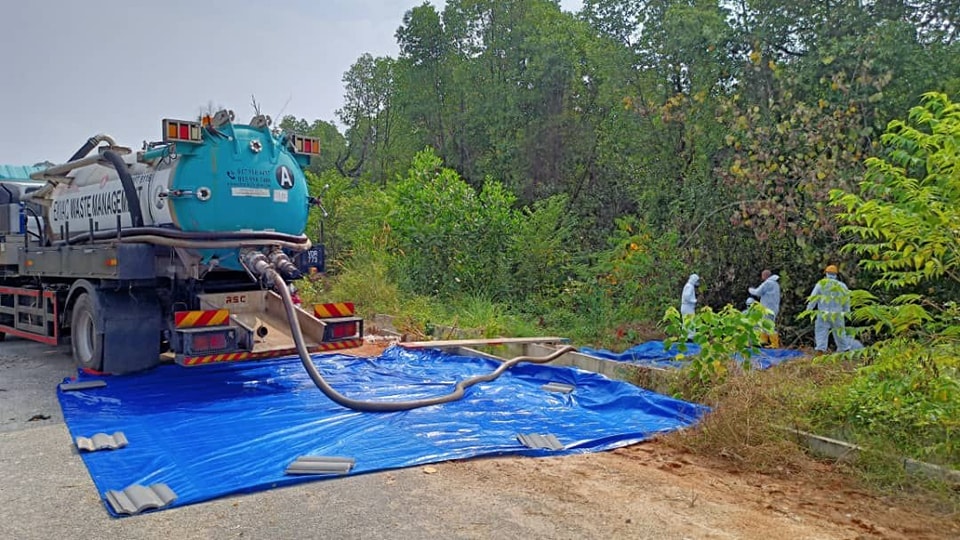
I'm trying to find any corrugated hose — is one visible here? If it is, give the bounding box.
[268,266,575,412]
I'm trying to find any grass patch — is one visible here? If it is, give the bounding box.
[661,356,960,511]
[662,361,830,475]
[301,251,402,316]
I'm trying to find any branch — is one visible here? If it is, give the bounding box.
[774,44,805,58]
[681,199,767,248]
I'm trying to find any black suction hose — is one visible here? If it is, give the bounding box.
[269,267,576,412]
[24,206,44,244]
[67,136,101,162]
[102,150,144,228]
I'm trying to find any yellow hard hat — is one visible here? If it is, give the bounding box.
[824,264,838,274]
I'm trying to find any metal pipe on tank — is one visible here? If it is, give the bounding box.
[27,147,134,203]
[28,148,130,181]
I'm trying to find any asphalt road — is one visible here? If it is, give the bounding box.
[0,337,594,540]
[3,336,901,540]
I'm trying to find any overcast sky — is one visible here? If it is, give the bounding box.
[0,0,582,165]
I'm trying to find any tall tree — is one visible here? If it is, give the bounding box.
[336,0,960,317]
[396,3,450,155]
[337,53,399,183]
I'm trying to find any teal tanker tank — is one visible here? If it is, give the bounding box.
[28,111,320,271]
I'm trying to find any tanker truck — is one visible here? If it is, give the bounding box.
[0,110,362,374]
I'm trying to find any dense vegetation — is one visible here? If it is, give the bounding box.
[287,0,959,499]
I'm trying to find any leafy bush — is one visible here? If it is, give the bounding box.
[803,92,960,470]
[663,303,774,397]
[302,249,401,317]
[594,217,685,322]
[813,339,960,467]
[317,150,582,339]
[386,149,520,299]
[507,193,576,301]
[534,217,686,348]
[303,169,394,268]
[831,92,960,292]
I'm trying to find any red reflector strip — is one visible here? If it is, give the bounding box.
[316,338,362,351]
[192,331,228,352]
[178,339,363,366]
[314,302,355,318]
[181,352,247,366]
[174,309,230,328]
[329,322,357,340]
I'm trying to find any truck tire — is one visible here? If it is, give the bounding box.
[71,294,104,371]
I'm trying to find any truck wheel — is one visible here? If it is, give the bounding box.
[71,294,103,371]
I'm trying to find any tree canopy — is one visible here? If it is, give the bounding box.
[283,0,957,339]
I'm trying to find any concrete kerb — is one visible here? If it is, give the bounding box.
[367,314,404,340]
[781,427,960,487]
[367,312,960,486]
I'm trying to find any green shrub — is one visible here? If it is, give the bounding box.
[808,91,960,471]
[663,302,774,398]
[812,339,960,467]
[311,249,401,317]
[593,217,685,323]
[507,193,576,301]
[386,149,520,299]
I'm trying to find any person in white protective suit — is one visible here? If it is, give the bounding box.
[681,274,700,315]
[806,264,851,353]
[680,274,700,339]
[748,269,781,348]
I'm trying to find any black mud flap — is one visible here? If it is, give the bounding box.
[99,289,162,374]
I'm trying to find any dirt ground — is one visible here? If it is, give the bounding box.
[452,442,960,539]
[346,339,960,539]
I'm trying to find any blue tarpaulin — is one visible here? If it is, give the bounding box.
[579,341,806,369]
[58,346,708,516]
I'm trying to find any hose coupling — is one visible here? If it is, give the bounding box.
[239,248,275,286]
[269,248,302,280]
